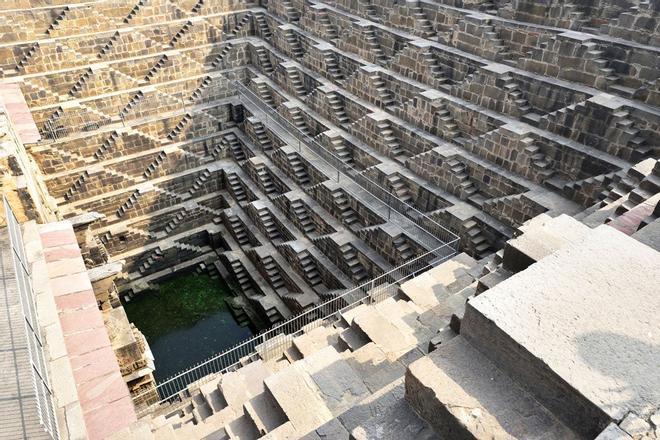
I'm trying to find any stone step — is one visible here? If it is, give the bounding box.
[243,391,287,436]
[351,302,418,358]
[299,346,370,416]
[406,336,581,439]
[346,378,437,440]
[263,362,334,434]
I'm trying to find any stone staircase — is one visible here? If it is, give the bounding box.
[370,74,398,109]
[227,173,249,203]
[323,51,343,82]
[499,74,533,115]
[286,67,306,98]
[297,250,322,287]
[256,207,281,241]
[285,151,311,186]
[376,120,405,161]
[254,13,272,39]
[362,27,388,65]
[290,199,315,234]
[283,28,304,59]
[406,217,659,439]
[289,108,311,135]
[386,173,412,204]
[326,92,350,125]
[409,5,435,37]
[340,243,367,283]
[331,138,353,166]
[317,11,339,41]
[255,46,275,74]
[262,256,285,290]
[332,190,359,227]
[462,219,491,258]
[115,250,490,439]
[211,43,234,68]
[252,122,273,151]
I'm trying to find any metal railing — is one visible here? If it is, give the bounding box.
[233,80,458,248]
[131,239,457,414]
[3,197,59,439]
[40,110,114,140]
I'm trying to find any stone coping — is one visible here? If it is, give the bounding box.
[38,220,137,439]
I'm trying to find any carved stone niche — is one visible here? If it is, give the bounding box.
[88,260,125,310]
[68,211,108,267]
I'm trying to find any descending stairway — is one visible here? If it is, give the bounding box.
[254,13,272,39]
[463,219,490,258]
[286,151,311,185]
[290,199,315,233]
[287,68,306,98]
[327,92,350,125]
[386,174,413,204]
[332,138,353,166]
[289,108,311,135]
[420,51,450,89]
[333,190,359,226]
[340,243,368,283]
[434,104,460,139]
[252,122,273,151]
[254,46,274,74]
[500,75,533,115]
[255,82,275,107]
[447,158,479,199]
[211,43,233,68]
[255,163,277,195]
[323,51,343,82]
[298,250,322,287]
[370,74,398,109]
[409,5,435,37]
[393,234,415,261]
[257,208,281,240]
[227,173,248,202]
[262,256,285,290]
[283,29,304,58]
[363,28,388,65]
[227,215,251,246]
[523,141,555,179]
[376,121,406,161]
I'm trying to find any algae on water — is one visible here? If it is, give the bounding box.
[123,272,232,341]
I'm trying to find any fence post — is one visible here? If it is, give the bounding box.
[387,192,392,220]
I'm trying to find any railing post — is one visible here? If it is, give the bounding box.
[387,192,392,220]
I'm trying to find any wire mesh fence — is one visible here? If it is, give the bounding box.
[3,197,59,439]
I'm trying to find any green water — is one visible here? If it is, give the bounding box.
[123,272,253,381]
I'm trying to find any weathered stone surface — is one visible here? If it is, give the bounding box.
[300,346,370,415]
[594,423,633,440]
[264,362,333,434]
[463,225,660,436]
[406,336,580,439]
